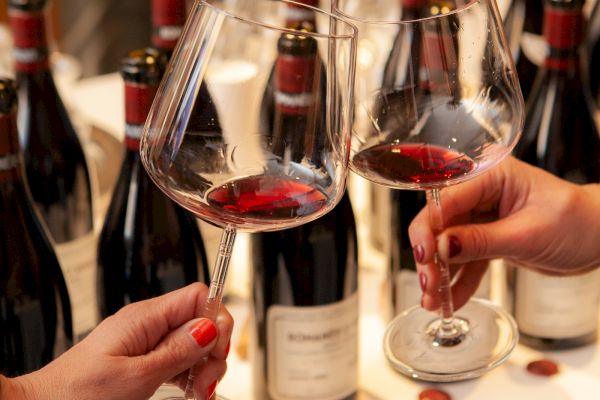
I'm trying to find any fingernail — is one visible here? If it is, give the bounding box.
[206,380,217,399]
[225,339,231,358]
[413,245,424,264]
[189,319,217,347]
[448,235,462,258]
[420,295,425,308]
[419,272,427,292]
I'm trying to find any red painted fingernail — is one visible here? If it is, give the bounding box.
[189,319,217,347]
[225,339,231,358]
[206,380,217,399]
[419,272,427,292]
[413,245,424,264]
[448,235,462,258]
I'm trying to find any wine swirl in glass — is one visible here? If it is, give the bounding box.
[140,0,357,398]
[335,0,524,382]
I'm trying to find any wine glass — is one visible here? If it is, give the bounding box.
[140,0,357,398]
[334,0,524,382]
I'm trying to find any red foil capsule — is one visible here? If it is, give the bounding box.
[124,84,159,151]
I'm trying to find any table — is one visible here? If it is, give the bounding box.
[71,73,600,400]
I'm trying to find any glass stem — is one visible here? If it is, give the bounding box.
[427,189,464,345]
[184,225,237,399]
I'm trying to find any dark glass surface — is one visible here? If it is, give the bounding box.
[97,150,210,317]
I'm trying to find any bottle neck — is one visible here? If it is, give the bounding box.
[9,9,50,73]
[543,3,583,71]
[275,52,318,115]
[124,83,159,151]
[152,0,186,55]
[0,112,23,181]
[420,20,457,92]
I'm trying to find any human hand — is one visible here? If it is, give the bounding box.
[409,156,600,311]
[4,283,234,400]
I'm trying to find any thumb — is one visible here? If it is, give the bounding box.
[437,218,524,263]
[137,318,218,384]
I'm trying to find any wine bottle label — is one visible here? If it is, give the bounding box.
[0,153,19,171]
[153,25,184,48]
[152,0,186,49]
[266,293,359,400]
[9,10,49,72]
[275,55,317,114]
[515,268,600,338]
[124,84,159,150]
[55,231,99,341]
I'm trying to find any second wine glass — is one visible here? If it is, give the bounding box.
[335,0,524,382]
[140,0,357,398]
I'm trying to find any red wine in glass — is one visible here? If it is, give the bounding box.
[207,174,328,219]
[352,143,474,186]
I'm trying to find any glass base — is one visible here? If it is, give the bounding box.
[383,298,518,382]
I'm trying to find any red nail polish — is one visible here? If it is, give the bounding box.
[206,380,217,399]
[419,272,427,292]
[413,245,424,264]
[448,235,462,258]
[189,319,217,347]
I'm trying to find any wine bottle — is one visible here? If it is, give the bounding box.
[259,0,322,141]
[96,48,210,318]
[388,189,427,317]
[502,0,526,63]
[588,0,599,102]
[151,0,186,59]
[382,0,428,89]
[149,0,222,194]
[0,77,73,376]
[250,28,359,400]
[512,0,600,350]
[515,0,545,100]
[8,0,98,340]
[8,0,94,244]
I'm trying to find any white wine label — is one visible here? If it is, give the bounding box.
[0,154,19,171]
[55,231,99,341]
[157,25,183,41]
[275,91,315,108]
[12,47,46,64]
[394,269,420,313]
[125,123,143,140]
[515,268,600,338]
[285,7,315,24]
[267,293,358,400]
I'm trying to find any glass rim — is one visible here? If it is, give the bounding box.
[200,0,358,40]
[333,0,482,25]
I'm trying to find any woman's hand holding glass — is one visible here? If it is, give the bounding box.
[1,284,233,400]
[409,155,600,312]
